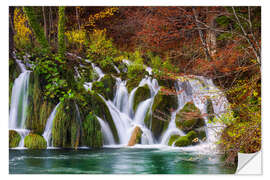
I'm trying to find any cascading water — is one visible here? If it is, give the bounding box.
[96,116,116,145]
[9,59,31,148]
[159,76,229,153]
[42,103,60,147]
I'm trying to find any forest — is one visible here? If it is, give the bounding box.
[9,6,261,174]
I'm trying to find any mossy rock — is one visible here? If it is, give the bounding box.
[174,136,191,147]
[195,127,207,141]
[24,133,47,149]
[81,112,103,148]
[157,77,176,91]
[126,78,141,93]
[9,130,21,148]
[133,85,151,112]
[52,99,81,148]
[76,90,119,143]
[128,126,142,146]
[92,74,116,100]
[168,134,180,146]
[149,91,178,139]
[173,131,200,147]
[26,71,55,135]
[175,102,205,133]
[206,97,215,121]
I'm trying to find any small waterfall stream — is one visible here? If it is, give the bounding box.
[9,59,31,148]
[96,116,116,145]
[42,103,60,147]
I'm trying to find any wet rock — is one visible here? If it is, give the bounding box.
[128,126,142,146]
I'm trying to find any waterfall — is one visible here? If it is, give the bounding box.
[113,78,129,114]
[133,98,152,125]
[9,57,31,148]
[160,112,186,145]
[159,76,229,152]
[91,63,105,80]
[96,116,116,145]
[42,103,60,147]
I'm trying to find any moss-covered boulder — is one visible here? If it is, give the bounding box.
[26,72,55,135]
[168,134,180,146]
[81,112,103,148]
[133,85,151,112]
[174,131,199,147]
[206,97,215,121]
[76,90,119,143]
[195,127,207,141]
[128,126,142,146]
[174,136,191,147]
[24,133,47,149]
[175,102,205,133]
[157,77,177,92]
[148,91,178,139]
[92,74,116,100]
[9,130,21,148]
[52,99,81,148]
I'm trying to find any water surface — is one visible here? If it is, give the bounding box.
[9,148,236,174]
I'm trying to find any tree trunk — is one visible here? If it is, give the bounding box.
[42,7,48,39]
[23,7,50,53]
[58,6,65,58]
[192,7,213,61]
[206,12,217,57]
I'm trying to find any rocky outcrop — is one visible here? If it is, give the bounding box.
[128,126,142,146]
[175,102,205,133]
[133,85,151,112]
[146,90,178,140]
[174,131,199,147]
[24,133,47,149]
[9,130,21,148]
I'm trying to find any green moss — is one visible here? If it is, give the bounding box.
[9,130,21,148]
[128,126,142,146]
[186,130,198,141]
[168,134,180,146]
[126,78,140,93]
[92,74,116,100]
[24,133,47,149]
[207,97,215,121]
[175,102,205,133]
[133,85,151,112]
[26,72,54,135]
[76,90,119,143]
[52,99,81,148]
[150,91,178,139]
[174,136,191,147]
[81,112,103,148]
[196,129,207,141]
